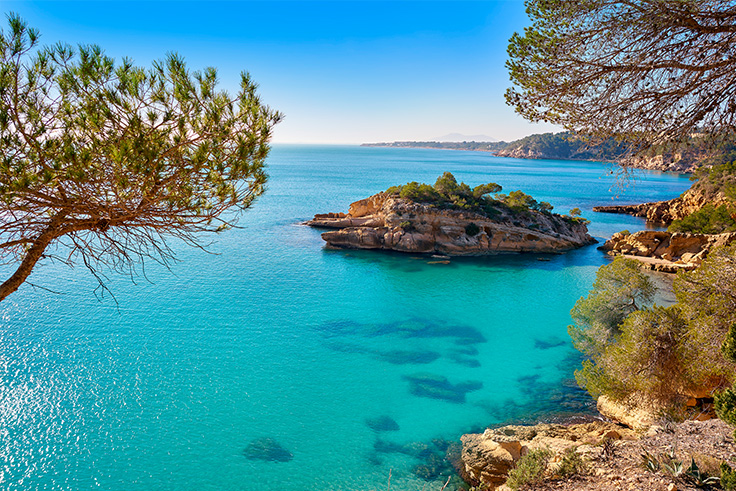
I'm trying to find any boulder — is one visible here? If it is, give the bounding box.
[599,230,736,272]
[459,421,636,488]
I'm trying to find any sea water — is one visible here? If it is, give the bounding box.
[0,145,692,490]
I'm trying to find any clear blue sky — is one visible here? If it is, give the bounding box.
[3,1,560,144]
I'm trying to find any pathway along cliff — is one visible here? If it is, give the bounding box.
[306,192,596,255]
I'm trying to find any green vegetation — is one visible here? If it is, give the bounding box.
[568,257,656,363]
[715,325,736,439]
[668,204,736,234]
[571,247,736,408]
[506,1,736,162]
[505,448,553,490]
[385,172,554,218]
[722,463,736,491]
[0,15,280,301]
[557,447,587,477]
[667,161,736,234]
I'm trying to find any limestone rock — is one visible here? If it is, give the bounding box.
[593,184,731,224]
[599,230,736,272]
[307,193,596,255]
[459,421,635,488]
[596,395,658,431]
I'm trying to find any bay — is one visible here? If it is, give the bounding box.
[0,145,692,490]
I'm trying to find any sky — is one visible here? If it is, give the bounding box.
[2,0,561,144]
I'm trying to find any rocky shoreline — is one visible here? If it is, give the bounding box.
[459,418,735,490]
[598,230,736,272]
[307,193,596,255]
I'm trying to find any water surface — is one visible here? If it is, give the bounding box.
[0,145,692,490]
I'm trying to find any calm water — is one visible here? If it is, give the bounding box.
[0,145,691,490]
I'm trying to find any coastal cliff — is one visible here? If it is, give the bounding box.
[598,230,736,272]
[593,185,731,224]
[306,192,596,255]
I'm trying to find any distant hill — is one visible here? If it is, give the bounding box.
[361,141,507,152]
[363,132,736,173]
[432,133,498,142]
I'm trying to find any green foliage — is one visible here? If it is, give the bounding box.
[641,450,661,473]
[557,448,587,477]
[505,1,736,160]
[465,222,481,236]
[714,387,736,438]
[0,14,281,300]
[505,448,553,490]
[723,324,736,364]
[573,243,736,409]
[668,204,736,234]
[683,458,721,488]
[674,243,736,379]
[722,463,736,491]
[569,208,581,217]
[577,305,695,403]
[385,172,563,221]
[569,257,655,359]
[398,221,414,232]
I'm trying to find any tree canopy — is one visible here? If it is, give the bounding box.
[0,14,282,301]
[506,0,736,158]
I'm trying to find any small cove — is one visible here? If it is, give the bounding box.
[0,145,692,490]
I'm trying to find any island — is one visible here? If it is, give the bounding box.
[306,173,596,255]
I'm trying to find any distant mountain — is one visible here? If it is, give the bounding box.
[361,141,507,152]
[432,133,498,142]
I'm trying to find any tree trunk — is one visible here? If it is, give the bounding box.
[0,221,61,302]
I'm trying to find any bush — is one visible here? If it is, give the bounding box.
[557,448,587,477]
[465,222,481,236]
[505,448,553,490]
[398,221,415,232]
[715,387,736,438]
[722,463,736,491]
[668,204,736,234]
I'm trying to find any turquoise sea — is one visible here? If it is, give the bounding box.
[0,145,692,490]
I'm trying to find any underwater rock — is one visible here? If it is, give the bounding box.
[375,349,440,365]
[365,415,400,432]
[403,373,483,403]
[533,336,567,350]
[243,437,293,462]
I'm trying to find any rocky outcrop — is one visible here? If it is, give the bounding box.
[599,230,736,272]
[593,184,731,224]
[459,421,636,488]
[306,193,597,255]
[596,395,659,431]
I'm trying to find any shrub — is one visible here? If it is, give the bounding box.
[398,221,415,232]
[668,204,736,234]
[465,222,481,236]
[505,448,553,490]
[557,448,587,477]
[722,463,736,491]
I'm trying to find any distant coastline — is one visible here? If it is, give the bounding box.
[361,141,507,152]
[362,132,723,173]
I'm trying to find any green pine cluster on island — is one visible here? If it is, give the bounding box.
[384,171,558,216]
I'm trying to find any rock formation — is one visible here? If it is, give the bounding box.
[599,230,736,272]
[593,182,731,224]
[306,193,596,255]
[459,421,635,488]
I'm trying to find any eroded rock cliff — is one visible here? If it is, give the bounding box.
[599,230,736,272]
[593,180,731,224]
[306,193,596,255]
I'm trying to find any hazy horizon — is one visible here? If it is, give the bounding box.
[4,1,561,144]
